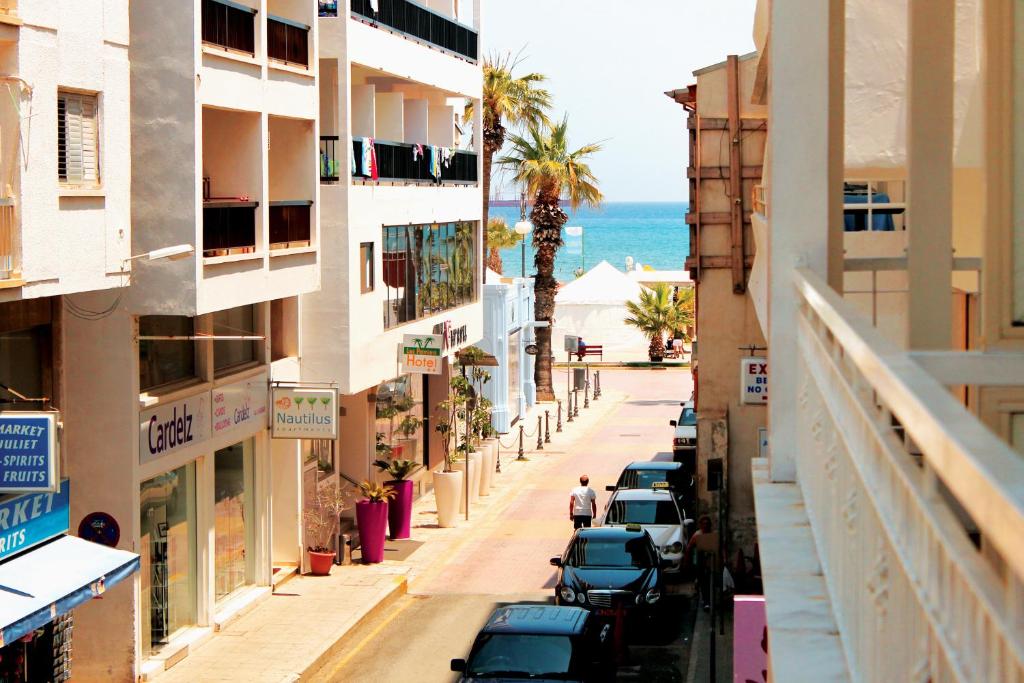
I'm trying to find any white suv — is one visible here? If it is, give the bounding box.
[671,401,696,463]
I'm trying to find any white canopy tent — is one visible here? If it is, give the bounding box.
[552,261,650,360]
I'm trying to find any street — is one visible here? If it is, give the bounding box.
[312,368,702,682]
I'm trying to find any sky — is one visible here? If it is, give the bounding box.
[482,0,757,203]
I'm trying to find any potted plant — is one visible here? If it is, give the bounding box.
[372,458,422,540]
[374,431,393,459]
[356,481,396,564]
[624,282,694,362]
[302,483,349,576]
[433,375,470,527]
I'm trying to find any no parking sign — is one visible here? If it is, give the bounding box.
[741,358,768,404]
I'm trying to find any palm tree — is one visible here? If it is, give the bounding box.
[499,118,602,400]
[624,283,694,361]
[466,53,552,258]
[485,217,522,274]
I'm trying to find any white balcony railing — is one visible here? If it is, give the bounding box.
[792,267,1024,682]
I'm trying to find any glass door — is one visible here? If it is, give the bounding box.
[214,439,255,602]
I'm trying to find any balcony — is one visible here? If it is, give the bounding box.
[350,0,478,62]
[762,266,1024,681]
[320,136,340,182]
[267,15,309,68]
[269,201,311,250]
[202,202,258,257]
[352,139,477,184]
[201,0,257,56]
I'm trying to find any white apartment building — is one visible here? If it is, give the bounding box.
[743,0,1024,680]
[306,0,482,499]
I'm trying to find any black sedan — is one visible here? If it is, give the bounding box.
[550,526,666,617]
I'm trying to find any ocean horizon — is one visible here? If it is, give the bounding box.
[490,201,690,282]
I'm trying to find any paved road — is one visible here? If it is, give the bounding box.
[313,368,696,682]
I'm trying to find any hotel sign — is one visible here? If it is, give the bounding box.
[400,334,442,375]
[0,412,59,493]
[0,479,70,562]
[140,393,211,465]
[271,387,338,440]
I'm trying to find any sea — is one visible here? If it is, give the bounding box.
[490,201,690,282]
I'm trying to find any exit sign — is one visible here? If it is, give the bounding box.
[741,358,768,404]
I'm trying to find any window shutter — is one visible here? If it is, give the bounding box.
[57,92,99,185]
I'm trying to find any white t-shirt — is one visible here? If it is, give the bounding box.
[571,486,597,516]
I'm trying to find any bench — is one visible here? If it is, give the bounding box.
[576,345,604,361]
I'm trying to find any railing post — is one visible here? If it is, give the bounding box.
[573,390,580,418]
[517,424,526,460]
[584,380,590,409]
[557,401,564,432]
[594,370,601,399]
[544,410,551,443]
[495,439,501,474]
[537,415,544,450]
[567,392,574,423]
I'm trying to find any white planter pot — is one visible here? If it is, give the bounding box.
[478,446,494,496]
[484,439,500,482]
[468,451,482,505]
[433,470,463,528]
[452,458,475,514]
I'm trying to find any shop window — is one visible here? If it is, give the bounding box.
[360,242,374,293]
[213,305,258,374]
[140,463,197,657]
[57,90,100,186]
[382,221,477,329]
[374,375,425,467]
[214,440,255,601]
[303,439,335,479]
[0,324,51,409]
[139,316,197,392]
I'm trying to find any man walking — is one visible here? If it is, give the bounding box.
[569,475,598,529]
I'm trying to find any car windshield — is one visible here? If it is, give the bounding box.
[605,499,680,526]
[678,407,697,426]
[467,634,574,678]
[565,537,657,568]
[619,469,685,491]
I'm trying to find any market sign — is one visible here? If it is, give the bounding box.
[0,412,60,493]
[271,387,339,440]
[400,334,442,375]
[140,393,211,465]
[212,375,268,436]
[0,479,69,562]
[741,358,768,404]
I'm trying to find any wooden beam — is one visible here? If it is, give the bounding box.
[688,118,766,130]
[687,165,763,180]
[727,55,746,294]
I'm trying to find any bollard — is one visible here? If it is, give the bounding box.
[537,415,544,450]
[584,380,590,409]
[557,401,564,432]
[566,393,575,423]
[544,411,551,443]
[573,389,580,417]
[517,424,527,460]
[595,370,601,399]
[495,441,501,473]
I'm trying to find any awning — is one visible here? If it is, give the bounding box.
[0,535,139,646]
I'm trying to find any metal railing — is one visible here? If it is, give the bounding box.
[792,266,1024,681]
[350,0,478,61]
[352,139,477,184]
[267,16,309,67]
[319,136,340,182]
[202,202,258,257]
[201,0,256,55]
[269,201,312,249]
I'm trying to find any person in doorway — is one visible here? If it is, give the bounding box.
[684,516,715,609]
[569,475,598,528]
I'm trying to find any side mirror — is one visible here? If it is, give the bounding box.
[669,420,677,427]
[450,659,467,672]
[605,485,616,492]
[683,518,694,526]
[549,557,563,567]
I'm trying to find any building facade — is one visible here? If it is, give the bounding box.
[481,271,537,434]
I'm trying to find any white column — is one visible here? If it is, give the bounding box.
[767,0,844,482]
[906,0,955,350]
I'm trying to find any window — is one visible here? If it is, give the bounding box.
[360,242,374,293]
[57,91,99,186]
[0,323,51,410]
[842,180,906,232]
[139,316,197,392]
[382,221,478,329]
[213,305,258,373]
[267,17,309,67]
[605,499,681,526]
[201,0,256,54]
[214,440,254,601]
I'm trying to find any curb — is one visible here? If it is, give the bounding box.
[295,575,409,682]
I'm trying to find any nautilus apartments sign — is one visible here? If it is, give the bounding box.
[271,387,339,440]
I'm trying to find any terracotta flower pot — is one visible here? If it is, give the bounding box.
[356,499,389,564]
[386,479,414,540]
[308,549,335,576]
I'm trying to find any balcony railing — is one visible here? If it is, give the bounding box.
[202,202,258,257]
[202,0,256,56]
[267,16,309,67]
[0,199,17,281]
[790,267,1024,681]
[318,0,338,18]
[320,136,340,182]
[269,201,312,249]
[350,0,478,61]
[352,139,477,184]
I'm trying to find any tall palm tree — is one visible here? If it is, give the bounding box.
[467,53,552,261]
[624,283,694,361]
[485,217,522,274]
[499,118,602,400]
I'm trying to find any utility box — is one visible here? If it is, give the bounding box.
[573,368,587,390]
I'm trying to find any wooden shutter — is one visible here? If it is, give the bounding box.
[57,92,99,185]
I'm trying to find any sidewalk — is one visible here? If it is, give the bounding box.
[155,376,626,683]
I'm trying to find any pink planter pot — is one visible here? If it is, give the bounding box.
[386,479,414,540]
[356,500,389,564]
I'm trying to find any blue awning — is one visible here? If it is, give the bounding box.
[0,535,139,646]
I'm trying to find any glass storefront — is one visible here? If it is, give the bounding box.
[374,375,425,466]
[140,464,197,657]
[214,439,254,601]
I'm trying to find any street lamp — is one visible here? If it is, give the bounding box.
[122,243,195,268]
[565,226,584,276]
[514,220,532,278]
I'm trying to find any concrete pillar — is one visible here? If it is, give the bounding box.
[766,0,844,482]
[906,0,954,350]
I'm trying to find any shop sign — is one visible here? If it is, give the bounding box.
[0,412,59,493]
[740,358,768,405]
[271,387,339,439]
[400,334,442,375]
[213,376,268,435]
[0,479,70,562]
[140,393,211,465]
[432,320,469,353]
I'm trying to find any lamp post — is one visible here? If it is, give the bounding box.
[514,220,532,278]
[565,226,584,276]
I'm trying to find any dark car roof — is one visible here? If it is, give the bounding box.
[623,461,682,472]
[481,605,589,636]
[575,526,651,542]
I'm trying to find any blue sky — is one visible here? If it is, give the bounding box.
[482,0,757,202]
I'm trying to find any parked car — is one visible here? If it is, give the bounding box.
[670,401,696,468]
[601,487,690,572]
[605,461,693,511]
[550,526,666,616]
[450,604,613,682]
